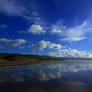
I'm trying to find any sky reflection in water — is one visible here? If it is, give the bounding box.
[0,60,92,92]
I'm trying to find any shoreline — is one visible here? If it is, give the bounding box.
[0,60,62,71]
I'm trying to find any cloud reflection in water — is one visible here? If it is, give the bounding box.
[0,61,92,92]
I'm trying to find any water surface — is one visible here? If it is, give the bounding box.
[0,60,92,92]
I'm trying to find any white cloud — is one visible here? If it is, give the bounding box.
[0,0,44,23]
[18,24,46,35]
[49,43,62,50]
[32,40,50,51]
[61,49,87,57]
[48,49,92,58]
[51,29,62,34]
[62,37,86,42]
[48,52,61,57]
[32,40,62,51]
[0,38,26,49]
[61,21,88,42]
[86,53,92,58]
[28,24,46,35]
[51,21,92,42]
[0,0,28,16]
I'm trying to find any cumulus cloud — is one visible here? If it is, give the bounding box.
[32,40,50,51]
[0,38,26,49]
[48,49,92,58]
[49,43,62,50]
[18,24,46,35]
[60,49,87,57]
[51,29,62,34]
[28,24,45,35]
[32,40,62,51]
[87,53,92,58]
[48,52,61,57]
[51,21,92,42]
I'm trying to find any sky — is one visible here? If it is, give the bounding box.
[0,0,92,57]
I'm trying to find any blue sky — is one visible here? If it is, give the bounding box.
[0,0,92,57]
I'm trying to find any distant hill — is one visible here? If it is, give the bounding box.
[0,53,92,61]
[0,53,92,69]
[0,53,64,61]
[0,53,64,69]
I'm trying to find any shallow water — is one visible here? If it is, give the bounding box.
[0,60,92,92]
